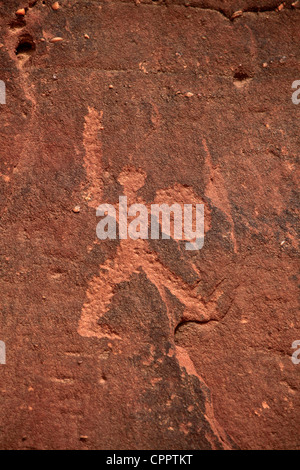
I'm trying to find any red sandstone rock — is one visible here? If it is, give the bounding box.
[0,0,299,450]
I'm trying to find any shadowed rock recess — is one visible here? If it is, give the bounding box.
[0,0,299,450]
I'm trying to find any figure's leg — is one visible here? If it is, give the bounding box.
[78,241,143,338]
[142,255,213,325]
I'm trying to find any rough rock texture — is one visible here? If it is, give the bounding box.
[0,0,299,450]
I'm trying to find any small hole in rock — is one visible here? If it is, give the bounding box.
[233,70,250,81]
[99,374,107,384]
[15,35,36,56]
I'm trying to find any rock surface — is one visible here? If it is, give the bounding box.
[0,0,299,450]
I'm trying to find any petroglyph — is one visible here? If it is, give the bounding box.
[78,108,220,340]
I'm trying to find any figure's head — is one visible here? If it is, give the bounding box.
[118,166,146,197]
